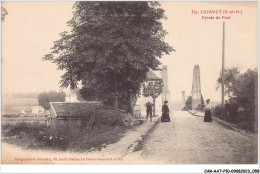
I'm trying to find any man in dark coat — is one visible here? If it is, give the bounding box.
[146,102,153,122]
[161,101,170,122]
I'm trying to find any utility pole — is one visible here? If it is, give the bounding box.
[222,22,225,107]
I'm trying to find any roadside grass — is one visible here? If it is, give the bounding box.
[68,125,127,152]
[1,108,135,152]
[212,105,255,132]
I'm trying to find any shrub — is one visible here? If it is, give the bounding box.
[196,104,204,111]
[212,105,223,117]
[95,109,125,127]
[3,122,46,137]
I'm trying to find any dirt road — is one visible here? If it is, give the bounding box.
[132,111,257,164]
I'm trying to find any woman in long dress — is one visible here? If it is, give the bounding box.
[204,99,212,122]
[161,101,170,122]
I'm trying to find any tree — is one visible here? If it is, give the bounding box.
[216,67,258,132]
[142,79,163,116]
[232,69,257,113]
[182,96,192,111]
[216,67,240,97]
[37,91,66,110]
[186,96,192,107]
[216,67,257,109]
[43,2,173,112]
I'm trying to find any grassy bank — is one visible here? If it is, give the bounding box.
[212,105,256,133]
[1,108,137,152]
[2,121,127,152]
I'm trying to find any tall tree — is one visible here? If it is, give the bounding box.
[216,67,258,132]
[216,67,240,97]
[43,2,173,110]
[232,69,257,113]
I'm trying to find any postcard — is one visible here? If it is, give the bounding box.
[1,1,258,172]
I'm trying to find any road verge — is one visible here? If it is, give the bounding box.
[187,110,252,136]
[126,117,160,154]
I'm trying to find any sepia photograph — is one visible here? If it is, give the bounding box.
[1,1,258,172]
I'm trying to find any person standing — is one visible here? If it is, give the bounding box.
[161,101,170,122]
[204,99,212,122]
[146,102,153,122]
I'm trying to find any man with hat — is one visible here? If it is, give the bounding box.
[161,101,170,122]
[145,101,153,122]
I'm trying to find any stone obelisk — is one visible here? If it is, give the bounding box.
[191,65,201,110]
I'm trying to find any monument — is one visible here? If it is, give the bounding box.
[191,65,202,110]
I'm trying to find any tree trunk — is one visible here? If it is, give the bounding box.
[114,73,118,110]
[153,97,156,117]
[129,89,134,116]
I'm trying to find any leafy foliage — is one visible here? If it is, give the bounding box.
[43,2,173,109]
[215,68,257,132]
[232,69,257,113]
[217,68,257,112]
[37,91,66,110]
[216,67,240,96]
[142,79,163,98]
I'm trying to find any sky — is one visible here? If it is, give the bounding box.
[2,1,258,102]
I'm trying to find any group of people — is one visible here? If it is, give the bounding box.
[145,100,170,122]
[145,98,213,123]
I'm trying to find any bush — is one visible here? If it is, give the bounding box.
[196,104,204,111]
[216,68,257,132]
[212,103,255,132]
[95,109,125,127]
[212,105,223,117]
[3,122,46,137]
